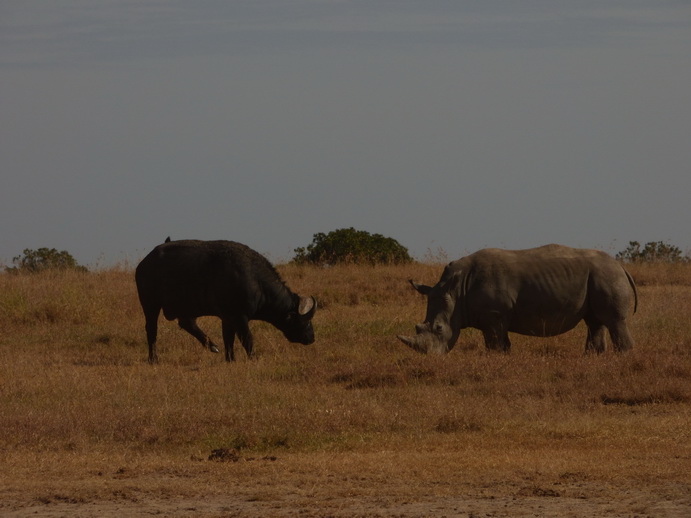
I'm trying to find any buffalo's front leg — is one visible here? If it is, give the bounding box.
[235,316,254,359]
[220,317,254,361]
[221,319,237,362]
[178,318,220,353]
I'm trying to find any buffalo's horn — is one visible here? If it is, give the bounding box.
[298,296,317,319]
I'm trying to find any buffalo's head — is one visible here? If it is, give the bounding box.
[397,279,459,354]
[280,296,317,345]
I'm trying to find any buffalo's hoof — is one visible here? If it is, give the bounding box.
[209,345,219,353]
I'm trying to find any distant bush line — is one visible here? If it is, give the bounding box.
[4,238,688,273]
[5,248,87,274]
[615,241,689,264]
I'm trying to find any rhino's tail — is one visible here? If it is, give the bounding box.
[623,268,638,314]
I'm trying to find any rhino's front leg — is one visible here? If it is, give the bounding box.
[482,329,511,352]
[480,311,511,352]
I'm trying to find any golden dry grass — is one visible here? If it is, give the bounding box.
[1,262,690,516]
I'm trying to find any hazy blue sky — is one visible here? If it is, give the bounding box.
[2,1,690,267]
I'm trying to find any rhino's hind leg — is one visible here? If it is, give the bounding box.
[608,320,634,352]
[178,318,221,354]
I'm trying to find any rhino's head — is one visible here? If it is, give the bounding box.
[397,279,459,354]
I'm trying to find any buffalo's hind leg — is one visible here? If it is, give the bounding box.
[143,307,161,364]
[178,318,221,354]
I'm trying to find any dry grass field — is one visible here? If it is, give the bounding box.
[1,261,690,517]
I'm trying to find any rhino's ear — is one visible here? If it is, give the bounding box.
[409,280,432,296]
[298,296,317,320]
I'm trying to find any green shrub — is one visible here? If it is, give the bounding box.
[616,241,689,263]
[6,248,88,274]
[293,227,413,265]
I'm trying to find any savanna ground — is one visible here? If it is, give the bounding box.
[0,261,690,517]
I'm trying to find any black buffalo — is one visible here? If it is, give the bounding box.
[135,239,317,363]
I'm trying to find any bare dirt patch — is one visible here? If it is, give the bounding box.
[2,448,690,517]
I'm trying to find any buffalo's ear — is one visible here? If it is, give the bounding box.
[409,280,432,296]
[298,296,317,320]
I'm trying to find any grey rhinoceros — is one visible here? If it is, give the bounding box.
[398,244,637,354]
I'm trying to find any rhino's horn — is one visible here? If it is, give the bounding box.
[397,335,427,354]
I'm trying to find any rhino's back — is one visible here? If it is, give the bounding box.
[452,244,611,284]
[456,245,628,336]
